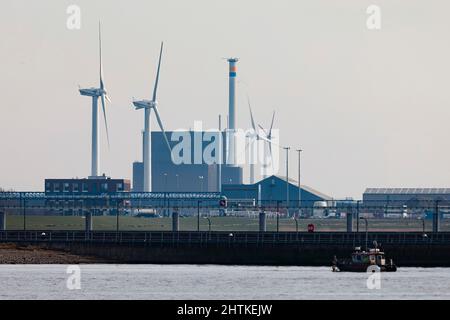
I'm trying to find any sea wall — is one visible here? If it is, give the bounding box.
[36,241,450,267]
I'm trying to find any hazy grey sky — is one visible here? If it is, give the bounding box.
[1,0,450,198]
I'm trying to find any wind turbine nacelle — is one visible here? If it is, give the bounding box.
[133,100,150,110]
[133,100,157,110]
[79,88,101,97]
[245,130,258,140]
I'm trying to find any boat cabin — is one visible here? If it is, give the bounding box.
[351,247,386,266]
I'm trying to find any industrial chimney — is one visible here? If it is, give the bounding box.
[227,58,239,166]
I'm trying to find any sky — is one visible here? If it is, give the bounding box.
[1,0,450,198]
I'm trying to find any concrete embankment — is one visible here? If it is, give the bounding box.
[2,231,450,266]
[33,242,450,267]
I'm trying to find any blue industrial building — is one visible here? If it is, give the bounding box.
[222,175,332,206]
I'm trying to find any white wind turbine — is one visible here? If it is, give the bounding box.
[258,111,277,178]
[246,95,278,183]
[79,22,111,178]
[133,42,172,192]
[246,95,265,184]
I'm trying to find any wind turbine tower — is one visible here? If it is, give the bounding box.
[133,42,172,192]
[79,23,111,178]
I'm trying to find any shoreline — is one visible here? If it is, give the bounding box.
[0,243,107,264]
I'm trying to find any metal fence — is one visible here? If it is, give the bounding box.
[0,192,449,232]
[2,230,450,246]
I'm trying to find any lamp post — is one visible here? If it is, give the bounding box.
[197,200,202,232]
[421,218,425,234]
[294,217,299,241]
[284,147,291,217]
[276,201,280,232]
[23,197,26,231]
[205,217,212,232]
[419,217,428,238]
[199,176,204,192]
[296,149,302,216]
[360,217,368,251]
[116,200,120,232]
[164,173,168,190]
[204,217,212,240]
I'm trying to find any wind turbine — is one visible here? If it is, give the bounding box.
[246,95,267,184]
[133,42,172,192]
[79,22,111,178]
[258,111,277,178]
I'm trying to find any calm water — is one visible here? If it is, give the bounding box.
[0,265,449,300]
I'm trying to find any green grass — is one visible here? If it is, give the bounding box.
[4,215,449,232]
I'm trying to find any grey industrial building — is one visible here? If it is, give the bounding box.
[363,188,450,207]
[133,131,243,192]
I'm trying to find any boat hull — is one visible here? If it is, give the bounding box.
[334,262,397,272]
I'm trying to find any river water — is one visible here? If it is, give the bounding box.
[0,265,449,300]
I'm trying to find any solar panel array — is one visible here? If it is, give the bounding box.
[364,188,450,194]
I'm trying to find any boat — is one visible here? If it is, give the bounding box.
[332,244,397,272]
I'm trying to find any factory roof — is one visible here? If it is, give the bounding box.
[364,188,450,195]
[270,175,333,200]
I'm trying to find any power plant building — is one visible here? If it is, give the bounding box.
[132,131,243,192]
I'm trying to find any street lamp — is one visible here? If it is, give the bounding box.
[294,217,299,240]
[360,217,369,251]
[197,200,202,232]
[23,198,26,231]
[175,174,180,191]
[283,147,291,217]
[205,217,212,232]
[276,201,281,233]
[116,200,120,233]
[419,217,428,238]
[199,176,204,192]
[163,173,168,191]
[296,149,302,216]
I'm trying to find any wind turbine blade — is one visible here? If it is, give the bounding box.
[99,21,104,90]
[269,142,275,174]
[153,105,171,152]
[105,93,111,103]
[258,134,272,144]
[101,94,110,149]
[247,94,257,131]
[269,111,276,137]
[152,42,164,102]
[258,124,269,137]
[258,133,282,148]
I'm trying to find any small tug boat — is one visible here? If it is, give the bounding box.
[332,243,397,272]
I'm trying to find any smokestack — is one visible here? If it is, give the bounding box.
[227,58,239,166]
[228,58,238,130]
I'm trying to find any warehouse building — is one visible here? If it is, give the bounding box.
[363,188,450,207]
[222,175,332,207]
